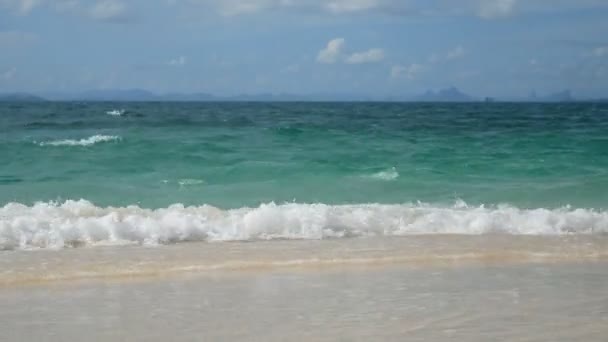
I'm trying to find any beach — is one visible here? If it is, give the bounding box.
[1,236,607,341]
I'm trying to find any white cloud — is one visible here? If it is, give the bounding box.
[324,0,380,13]
[446,45,466,60]
[0,0,131,19]
[391,63,425,79]
[593,46,608,57]
[89,0,128,21]
[477,0,517,19]
[5,0,608,19]
[1,0,132,21]
[346,48,385,64]
[317,39,385,65]
[168,56,187,66]
[176,0,608,18]
[214,0,274,16]
[0,0,43,14]
[164,0,608,21]
[392,44,466,81]
[1,67,17,80]
[427,53,441,64]
[17,0,40,13]
[181,0,387,16]
[317,38,345,64]
[54,0,79,12]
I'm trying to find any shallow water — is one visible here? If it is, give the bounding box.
[1,242,607,341]
[0,235,606,286]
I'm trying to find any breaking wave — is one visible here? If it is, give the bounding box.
[1,200,607,250]
[106,109,125,116]
[38,135,120,147]
[368,167,399,181]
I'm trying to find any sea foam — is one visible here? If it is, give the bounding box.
[1,200,607,250]
[38,135,120,147]
[106,109,125,116]
[369,167,399,181]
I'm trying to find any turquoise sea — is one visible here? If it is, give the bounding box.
[1,102,608,249]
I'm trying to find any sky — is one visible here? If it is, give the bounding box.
[1,0,608,98]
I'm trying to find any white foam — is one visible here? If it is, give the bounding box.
[178,179,205,186]
[368,167,399,181]
[38,135,120,147]
[106,109,125,116]
[1,200,607,251]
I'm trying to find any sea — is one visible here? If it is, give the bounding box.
[1,101,608,341]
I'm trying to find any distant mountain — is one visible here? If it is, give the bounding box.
[228,93,304,102]
[65,90,376,102]
[415,87,474,102]
[161,92,217,101]
[0,92,46,102]
[226,93,373,102]
[76,89,158,101]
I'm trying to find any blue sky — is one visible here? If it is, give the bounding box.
[1,0,607,98]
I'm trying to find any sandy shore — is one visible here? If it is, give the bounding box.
[1,236,607,341]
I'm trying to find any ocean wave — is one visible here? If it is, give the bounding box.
[1,200,607,250]
[368,167,399,181]
[38,135,120,147]
[178,179,205,186]
[160,179,206,187]
[106,109,125,116]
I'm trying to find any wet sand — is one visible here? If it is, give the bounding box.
[1,236,608,341]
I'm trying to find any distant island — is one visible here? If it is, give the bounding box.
[414,87,473,102]
[0,88,605,103]
[0,93,46,102]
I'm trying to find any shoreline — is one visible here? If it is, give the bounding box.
[2,235,608,288]
[2,256,607,341]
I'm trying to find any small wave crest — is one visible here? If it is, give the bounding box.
[178,179,205,186]
[1,200,607,251]
[38,135,120,147]
[106,109,125,116]
[161,179,206,187]
[368,167,399,181]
